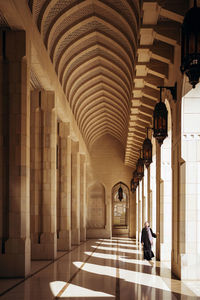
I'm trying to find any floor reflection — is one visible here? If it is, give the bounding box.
[0,237,199,300]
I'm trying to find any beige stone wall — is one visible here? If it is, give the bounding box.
[87,134,133,238]
[87,183,106,229]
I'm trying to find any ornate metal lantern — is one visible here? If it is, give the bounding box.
[133,170,139,187]
[143,128,152,168]
[180,0,200,88]
[153,89,168,145]
[130,178,136,193]
[130,170,139,193]
[118,184,123,201]
[136,150,144,180]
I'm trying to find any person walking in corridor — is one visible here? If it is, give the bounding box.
[141,221,157,261]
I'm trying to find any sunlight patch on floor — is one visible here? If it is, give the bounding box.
[73,262,117,277]
[72,261,197,297]
[84,251,150,266]
[84,251,118,261]
[49,281,114,298]
[91,245,141,254]
[95,241,138,248]
[99,238,137,244]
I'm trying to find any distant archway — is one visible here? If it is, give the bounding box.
[112,182,129,236]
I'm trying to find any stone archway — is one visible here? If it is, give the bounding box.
[112,182,129,236]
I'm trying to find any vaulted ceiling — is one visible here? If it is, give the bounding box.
[27,0,187,167]
[28,0,140,150]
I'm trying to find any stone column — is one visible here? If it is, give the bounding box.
[129,191,137,238]
[135,189,139,241]
[138,183,142,242]
[179,147,200,279]
[156,142,161,260]
[172,140,180,278]
[30,91,42,250]
[143,169,148,222]
[80,154,86,242]
[71,141,80,245]
[0,31,31,277]
[151,139,157,232]
[141,179,145,227]
[172,93,200,280]
[135,187,139,241]
[147,167,151,224]
[57,122,71,250]
[160,136,172,261]
[31,90,57,260]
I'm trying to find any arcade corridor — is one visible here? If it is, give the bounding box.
[0,0,200,297]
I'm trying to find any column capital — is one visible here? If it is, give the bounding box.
[41,90,55,110]
[71,140,79,153]
[58,121,70,137]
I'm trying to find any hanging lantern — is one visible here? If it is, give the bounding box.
[136,151,144,180]
[130,178,136,193]
[118,185,123,201]
[180,0,200,88]
[143,128,152,168]
[133,170,139,188]
[153,88,168,145]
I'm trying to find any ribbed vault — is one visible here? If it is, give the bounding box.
[28,0,141,148]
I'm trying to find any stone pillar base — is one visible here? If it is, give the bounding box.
[0,238,31,278]
[31,233,57,260]
[87,228,111,239]
[178,253,200,280]
[172,256,180,279]
[57,230,71,251]
[160,243,171,261]
[80,227,86,242]
[71,228,80,245]
[172,253,200,280]
[129,231,137,239]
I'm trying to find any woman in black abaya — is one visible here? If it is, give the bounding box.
[141,221,157,261]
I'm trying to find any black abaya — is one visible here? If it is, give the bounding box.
[141,227,157,260]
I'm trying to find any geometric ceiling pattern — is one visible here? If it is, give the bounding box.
[28,0,141,149]
[28,0,188,167]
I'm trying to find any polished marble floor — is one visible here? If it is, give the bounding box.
[0,237,200,299]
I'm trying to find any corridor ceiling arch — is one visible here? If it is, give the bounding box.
[28,0,141,148]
